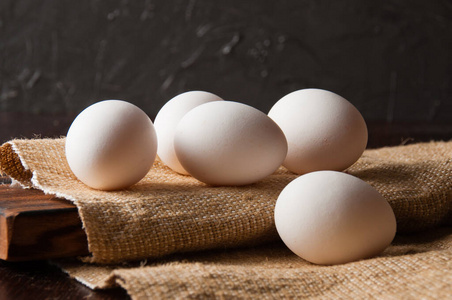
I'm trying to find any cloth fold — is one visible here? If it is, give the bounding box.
[57,227,452,299]
[0,139,451,263]
[1,138,452,299]
[1,138,297,263]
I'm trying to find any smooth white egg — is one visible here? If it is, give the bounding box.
[174,101,288,186]
[268,88,368,174]
[274,170,396,265]
[65,100,157,191]
[154,91,223,175]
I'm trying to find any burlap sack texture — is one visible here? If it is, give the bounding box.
[57,227,452,299]
[1,138,452,299]
[0,139,451,264]
[0,138,296,263]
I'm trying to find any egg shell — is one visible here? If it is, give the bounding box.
[154,91,223,175]
[174,101,288,186]
[268,88,368,174]
[274,170,396,265]
[65,100,157,191]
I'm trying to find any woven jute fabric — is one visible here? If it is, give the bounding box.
[0,139,451,264]
[1,138,452,298]
[57,227,452,299]
[0,138,296,263]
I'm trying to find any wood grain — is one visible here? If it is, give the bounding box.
[0,184,88,261]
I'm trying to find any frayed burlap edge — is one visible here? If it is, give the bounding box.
[0,142,32,187]
[1,139,451,265]
[54,227,452,299]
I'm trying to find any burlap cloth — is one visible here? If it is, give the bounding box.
[1,138,451,299]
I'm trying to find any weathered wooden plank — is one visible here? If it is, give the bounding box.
[0,184,89,261]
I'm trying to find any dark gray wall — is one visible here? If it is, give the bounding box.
[1,0,452,121]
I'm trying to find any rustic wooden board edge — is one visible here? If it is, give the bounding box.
[0,183,89,261]
[0,215,13,260]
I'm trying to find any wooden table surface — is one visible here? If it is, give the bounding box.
[0,113,450,300]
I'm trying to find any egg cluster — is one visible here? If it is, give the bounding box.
[65,88,396,265]
[154,91,288,186]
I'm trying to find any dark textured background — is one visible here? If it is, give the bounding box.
[1,0,451,139]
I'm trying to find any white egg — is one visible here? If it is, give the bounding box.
[274,171,396,265]
[65,100,157,191]
[174,101,288,186]
[154,91,223,175]
[268,88,368,174]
